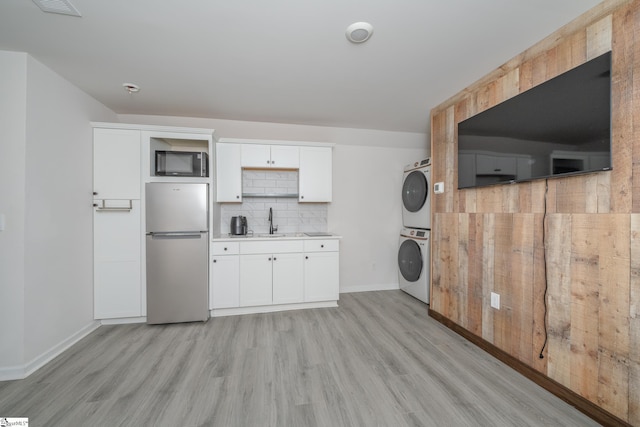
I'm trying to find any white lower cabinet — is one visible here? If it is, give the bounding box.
[211,238,339,313]
[210,242,240,309]
[272,252,304,304]
[94,200,142,319]
[210,256,240,309]
[239,240,304,307]
[240,254,274,306]
[303,240,339,302]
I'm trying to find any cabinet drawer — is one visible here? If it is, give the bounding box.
[303,239,339,252]
[240,240,304,254]
[212,241,240,255]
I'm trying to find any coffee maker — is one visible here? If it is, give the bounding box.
[230,216,248,236]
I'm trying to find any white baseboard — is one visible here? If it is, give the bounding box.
[211,301,338,317]
[0,365,26,382]
[0,321,101,381]
[100,316,147,325]
[340,283,399,294]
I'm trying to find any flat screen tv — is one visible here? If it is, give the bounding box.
[457,51,611,189]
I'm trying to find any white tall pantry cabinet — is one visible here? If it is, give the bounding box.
[93,128,142,319]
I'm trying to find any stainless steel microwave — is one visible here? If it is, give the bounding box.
[155,151,209,177]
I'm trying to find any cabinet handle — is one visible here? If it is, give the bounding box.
[267,160,270,164]
[301,195,304,199]
[268,257,272,261]
[93,191,98,196]
[236,195,240,199]
[305,256,309,259]
[271,161,275,164]
[273,257,277,261]
[494,168,501,172]
[320,244,324,248]
[94,199,133,212]
[224,247,227,251]
[213,259,217,263]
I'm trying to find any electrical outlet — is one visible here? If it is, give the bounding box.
[490,292,500,309]
[434,182,444,194]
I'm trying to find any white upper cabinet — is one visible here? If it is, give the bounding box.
[217,139,332,203]
[241,144,299,168]
[299,146,332,202]
[216,143,242,202]
[241,144,270,168]
[270,145,299,168]
[93,128,141,200]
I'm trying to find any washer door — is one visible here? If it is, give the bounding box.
[402,170,428,212]
[398,239,423,282]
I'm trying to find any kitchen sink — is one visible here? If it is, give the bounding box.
[257,233,286,238]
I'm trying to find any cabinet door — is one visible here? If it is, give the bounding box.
[93,128,141,199]
[239,254,273,306]
[299,146,332,202]
[241,144,271,168]
[216,143,242,202]
[94,200,141,319]
[272,252,304,304]
[304,251,339,302]
[271,145,299,168]
[210,255,240,309]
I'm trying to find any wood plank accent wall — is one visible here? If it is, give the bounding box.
[429,0,639,423]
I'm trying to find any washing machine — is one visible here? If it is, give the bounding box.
[402,158,431,230]
[398,227,430,303]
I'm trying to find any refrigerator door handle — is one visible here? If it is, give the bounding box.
[148,232,205,238]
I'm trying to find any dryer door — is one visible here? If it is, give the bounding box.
[398,239,423,282]
[402,170,428,212]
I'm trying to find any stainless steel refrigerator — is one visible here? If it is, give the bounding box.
[145,182,209,324]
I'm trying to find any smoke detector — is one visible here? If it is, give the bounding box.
[346,22,374,43]
[32,0,81,17]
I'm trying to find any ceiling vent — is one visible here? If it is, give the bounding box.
[32,0,81,17]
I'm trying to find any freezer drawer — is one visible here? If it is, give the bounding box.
[145,183,208,232]
[146,232,209,324]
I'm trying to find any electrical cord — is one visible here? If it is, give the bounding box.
[539,178,549,359]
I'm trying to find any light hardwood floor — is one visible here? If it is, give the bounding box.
[0,291,598,426]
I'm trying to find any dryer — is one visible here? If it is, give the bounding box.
[398,227,430,303]
[402,159,431,230]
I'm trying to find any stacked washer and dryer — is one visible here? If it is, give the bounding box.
[398,159,431,303]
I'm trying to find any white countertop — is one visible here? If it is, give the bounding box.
[212,233,341,242]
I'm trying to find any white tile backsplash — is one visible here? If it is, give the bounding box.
[220,170,328,235]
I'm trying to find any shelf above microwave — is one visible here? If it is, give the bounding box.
[242,192,299,199]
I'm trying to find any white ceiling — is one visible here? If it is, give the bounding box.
[0,0,602,134]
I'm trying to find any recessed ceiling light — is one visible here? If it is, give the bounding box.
[123,83,140,94]
[346,22,373,43]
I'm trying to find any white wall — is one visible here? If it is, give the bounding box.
[329,144,427,292]
[0,51,117,379]
[0,51,28,371]
[23,55,117,365]
[119,114,429,292]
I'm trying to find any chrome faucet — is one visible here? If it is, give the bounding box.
[268,207,278,234]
